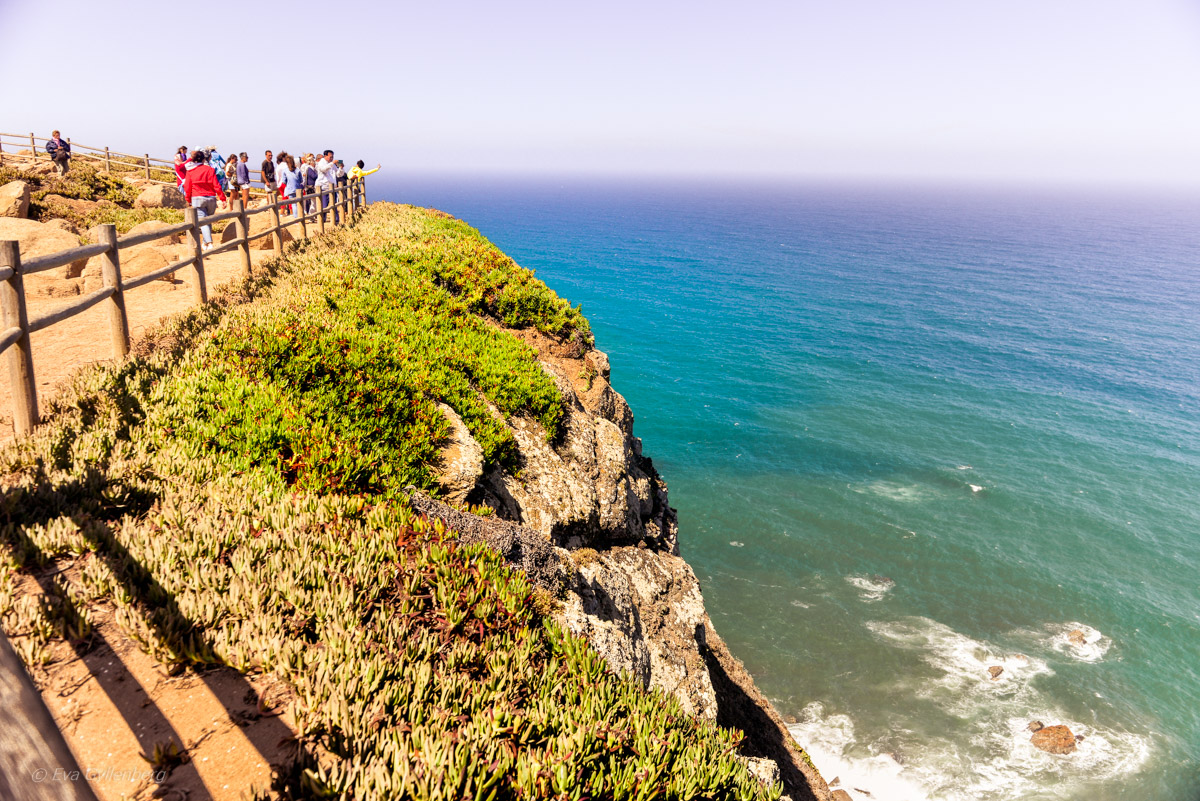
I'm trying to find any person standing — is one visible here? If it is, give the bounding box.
[182,150,226,250]
[235,152,251,206]
[209,147,228,200]
[173,146,189,192]
[277,154,300,216]
[45,130,71,176]
[261,150,276,194]
[224,153,239,204]
[349,160,380,179]
[301,154,318,215]
[315,149,338,223]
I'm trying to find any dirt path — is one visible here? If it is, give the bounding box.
[0,248,277,443]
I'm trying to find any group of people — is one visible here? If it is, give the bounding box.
[175,145,381,249]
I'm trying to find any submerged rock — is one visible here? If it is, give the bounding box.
[1031,724,1077,754]
[988,665,1004,680]
[1068,629,1087,647]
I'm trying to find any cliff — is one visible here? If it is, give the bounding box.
[0,202,829,800]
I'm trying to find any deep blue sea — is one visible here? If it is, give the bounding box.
[375,175,1200,801]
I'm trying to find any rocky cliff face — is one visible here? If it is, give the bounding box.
[426,329,830,801]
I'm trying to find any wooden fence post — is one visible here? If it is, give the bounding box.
[0,631,101,801]
[0,241,38,436]
[103,146,111,173]
[234,199,252,279]
[298,191,308,239]
[144,154,151,179]
[184,207,208,304]
[268,196,283,252]
[29,133,36,158]
[96,225,130,359]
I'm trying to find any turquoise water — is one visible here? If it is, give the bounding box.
[378,177,1200,800]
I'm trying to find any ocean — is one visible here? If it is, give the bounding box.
[374,175,1200,801]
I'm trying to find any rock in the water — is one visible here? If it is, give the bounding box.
[988,665,1004,680]
[1067,629,1087,647]
[831,790,855,801]
[434,403,485,505]
[1027,720,1044,733]
[1031,724,1077,754]
[0,180,31,218]
[134,184,186,209]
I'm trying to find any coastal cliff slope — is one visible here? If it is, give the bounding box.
[0,203,828,800]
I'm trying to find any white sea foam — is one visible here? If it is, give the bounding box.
[1046,622,1112,662]
[793,617,1154,799]
[729,540,745,548]
[969,484,984,493]
[846,574,895,602]
[856,480,928,503]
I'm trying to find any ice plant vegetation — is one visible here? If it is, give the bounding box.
[0,204,778,800]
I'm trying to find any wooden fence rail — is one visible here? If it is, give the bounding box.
[0,131,280,192]
[0,178,367,437]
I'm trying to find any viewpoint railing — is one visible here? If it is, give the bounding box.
[0,177,369,438]
[0,131,279,196]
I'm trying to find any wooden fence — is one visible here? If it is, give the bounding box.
[0,178,368,438]
[0,131,277,195]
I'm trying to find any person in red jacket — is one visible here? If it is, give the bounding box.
[182,150,227,250]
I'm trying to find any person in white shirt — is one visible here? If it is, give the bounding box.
[315,149,340,224]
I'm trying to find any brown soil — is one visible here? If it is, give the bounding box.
[2,236,298,800]
[0,247,277,445]
[12,567,298,801]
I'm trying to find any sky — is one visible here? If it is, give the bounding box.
[4,0,1200,188]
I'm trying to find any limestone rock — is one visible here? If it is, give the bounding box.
[124,219,184,245]
[0,218,89,286]
[585,348,611,379]
[219,207,294,250]
[43,218,82,237]
[831,791,855,801]
[988,665,1004,680]
[558,546,717,719]
[0,180,31,218]
[134,184,186,209]
[475,358,674,551]
[740,756,782,791]
[1027,720,1044,733]
[1067,629,1087,647]
[434,403,485,505]
[1031,724,1077,754]
[82,245,180,292]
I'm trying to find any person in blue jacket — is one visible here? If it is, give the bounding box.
[45,130,71,176]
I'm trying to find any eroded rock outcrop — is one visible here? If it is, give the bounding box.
[425,337,830,801]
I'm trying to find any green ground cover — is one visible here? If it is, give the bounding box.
[0,204,777,800]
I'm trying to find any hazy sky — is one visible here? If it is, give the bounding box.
[4,0,1200,187]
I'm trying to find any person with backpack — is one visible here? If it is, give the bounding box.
[45,131,71,176]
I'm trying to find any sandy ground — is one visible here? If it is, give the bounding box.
[4,244,300,800]
[0,247,278,445]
